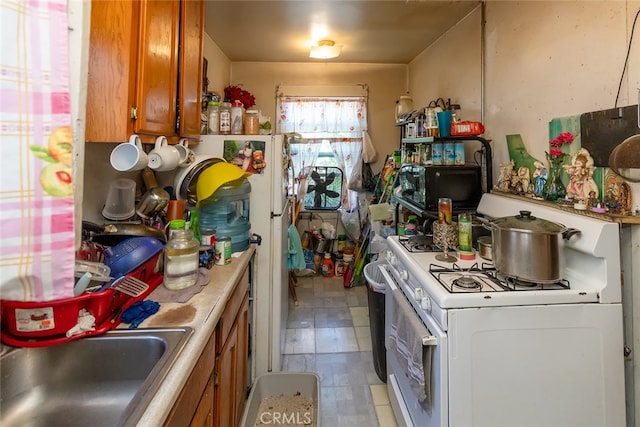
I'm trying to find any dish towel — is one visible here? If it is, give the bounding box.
[150,268,211,303]
[0,0,76,301]
[388,287,433,406]
[287,224,306,271]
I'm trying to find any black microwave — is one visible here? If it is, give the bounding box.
[399,164,482,211]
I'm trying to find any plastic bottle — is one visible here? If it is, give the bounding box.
[334,252,345,277]
[337,234,347,252]
[405,215,418,235]
[230,100,244,134]
[322,253,334,277]
[164,229,200,290]
[219,102,231,134]
[207,101,219,135]
[342,253,354,288]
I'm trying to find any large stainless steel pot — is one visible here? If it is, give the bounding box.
[484,211,580,283]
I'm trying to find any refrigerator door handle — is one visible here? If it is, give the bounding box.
[250,233,262,245]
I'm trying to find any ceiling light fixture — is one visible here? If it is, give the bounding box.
[309,39,342,59]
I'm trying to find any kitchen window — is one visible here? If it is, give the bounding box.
[278,93,368,211]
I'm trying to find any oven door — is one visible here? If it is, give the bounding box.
[380,264,448,427]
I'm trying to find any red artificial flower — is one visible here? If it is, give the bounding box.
[549,132,574,147]
[546,132,574,159]
[548,148,564,158]
[224,85,256,109]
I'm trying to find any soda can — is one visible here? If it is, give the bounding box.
[215,237,232,265]
[454,142,466,165]
[443,142,455,165]
[431,143,443,165]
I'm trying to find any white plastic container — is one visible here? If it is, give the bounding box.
[240,372,320,427]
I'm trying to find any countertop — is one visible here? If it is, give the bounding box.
[133,246,255,427]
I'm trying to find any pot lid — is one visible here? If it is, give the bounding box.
[492,210,567,234]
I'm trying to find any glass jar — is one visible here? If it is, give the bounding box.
[207,101,219,135]
[219,102,231,134]
[164,229,200,290]
[244,109,260,135]
[230,100,244,134]
[458,212,473,252]
[167,219,186,240]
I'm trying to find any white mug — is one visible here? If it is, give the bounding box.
[148,136,180,171]
[175,138,195,167]
[110,135,148,172]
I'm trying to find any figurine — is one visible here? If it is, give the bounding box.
[564,148,598,201]
[516,166,531,196]
[532,160,547,198]
[496,160,515,192]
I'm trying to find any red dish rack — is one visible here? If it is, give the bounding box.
[0,252,162,348]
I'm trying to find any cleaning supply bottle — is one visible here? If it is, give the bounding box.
[322,252,334,277]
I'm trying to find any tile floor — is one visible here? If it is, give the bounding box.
[282,273,398,427]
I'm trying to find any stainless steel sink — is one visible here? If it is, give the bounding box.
[0,327,193,427]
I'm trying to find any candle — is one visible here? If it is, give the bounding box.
[438,198,452,224]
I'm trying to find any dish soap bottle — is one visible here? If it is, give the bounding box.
[322,252,334,278]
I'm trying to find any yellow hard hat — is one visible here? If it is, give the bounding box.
[196,162,250,204]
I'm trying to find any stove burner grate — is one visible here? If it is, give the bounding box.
[501,275,571,291]
[429,263,571,292]
[399,235,438,252]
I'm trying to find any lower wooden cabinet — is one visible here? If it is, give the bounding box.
[214,267,250,427]
[164,330,216,427]
[164,263,250,427]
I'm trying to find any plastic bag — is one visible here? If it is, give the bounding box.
[348,160,375,193]
[339,208,361,241]
[362,131,378,163]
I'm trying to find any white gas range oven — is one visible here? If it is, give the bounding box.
[380,192,626,427]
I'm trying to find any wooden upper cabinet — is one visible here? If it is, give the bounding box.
[85,0,203,144]
[178,0,204,139]
[85,0,139,143]
[135,0,180,138]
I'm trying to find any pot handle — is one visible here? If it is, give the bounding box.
[475,215,496,231]
[563,228,581,240]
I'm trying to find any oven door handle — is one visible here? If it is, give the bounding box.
[379,263,438,347]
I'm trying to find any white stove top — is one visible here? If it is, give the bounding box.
[384,193,623,312]
[386,236,599,310]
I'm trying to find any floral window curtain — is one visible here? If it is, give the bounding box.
[0,0,76,301]
[278,96,367,210]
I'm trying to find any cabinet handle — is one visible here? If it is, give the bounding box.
[130,106,138,120]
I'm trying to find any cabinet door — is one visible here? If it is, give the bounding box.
[235,294,250,423]
[178,0,204,139]
[134,0,180,137]
[190,375,214,427]
[85,0,139,143]
[214,318,239,427]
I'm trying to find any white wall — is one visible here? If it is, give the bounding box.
[409,0,640,212]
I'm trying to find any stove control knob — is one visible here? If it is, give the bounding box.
[421,296,431,312]
[400,270,409,281]
[414,287,423,299]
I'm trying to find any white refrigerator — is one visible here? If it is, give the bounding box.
[195,135,292,378]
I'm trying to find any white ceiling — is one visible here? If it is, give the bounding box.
[204,0,481,64]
